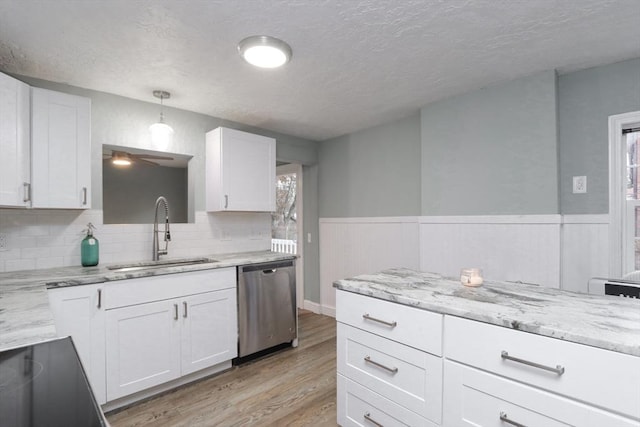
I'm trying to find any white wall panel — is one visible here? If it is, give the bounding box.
[561,215,609,293]
[419,216,562,288]
[319,218,420,316]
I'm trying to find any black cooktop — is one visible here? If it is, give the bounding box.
[0,337,106,427]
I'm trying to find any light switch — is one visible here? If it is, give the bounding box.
[573,176,587,194]
[307,233,312,243]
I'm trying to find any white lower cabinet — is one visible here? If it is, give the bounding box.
[336,290,443,426]
[49,267,238,406]
[105,268,237,402]
[48,283,106,404]
[336,290,640,427]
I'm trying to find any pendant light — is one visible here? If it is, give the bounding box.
[238,35,292,68]
[149,90,174,149]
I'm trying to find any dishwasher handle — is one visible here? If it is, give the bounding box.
[262,269,277,274]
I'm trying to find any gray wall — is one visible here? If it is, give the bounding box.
[318,112,421,217]
[103,161,188,224]
[558,58,640,214]
[421,70,559,215]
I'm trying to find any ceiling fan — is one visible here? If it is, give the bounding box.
[105,150,174,167]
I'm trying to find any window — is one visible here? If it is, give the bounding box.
[609,111,640,277]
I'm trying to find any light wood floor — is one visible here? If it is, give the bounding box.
[106,310,338,427]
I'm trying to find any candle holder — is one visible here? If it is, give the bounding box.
[460,268,483,287]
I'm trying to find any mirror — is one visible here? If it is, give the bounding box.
[102,144,193,224]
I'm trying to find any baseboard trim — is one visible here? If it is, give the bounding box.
[303,300,336,318]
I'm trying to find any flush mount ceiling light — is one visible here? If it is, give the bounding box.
[149,90,174,150]
[237,35,292,68]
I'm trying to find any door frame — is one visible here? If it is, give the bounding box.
[276,163,304,308]
[609,110,640,277]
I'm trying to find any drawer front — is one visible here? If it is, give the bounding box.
[445,316,640,420]
[105,267,236,309]
[336,290,443,355]
[338,323,442,423]
[338,374,437,427]
[444,360,640,427]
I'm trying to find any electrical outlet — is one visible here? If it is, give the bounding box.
[0,233,7,251]
[573,176,587,194]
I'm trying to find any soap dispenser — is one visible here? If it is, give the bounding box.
[81,222,99,267]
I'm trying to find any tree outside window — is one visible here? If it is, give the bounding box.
[272,173,297,241]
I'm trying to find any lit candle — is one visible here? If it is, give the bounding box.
[461,268,483,287]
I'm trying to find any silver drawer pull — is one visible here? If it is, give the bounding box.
[501,351,565,375]
[364,356,398,374]
[364,412,383,427]
[174,304,179,320]
[500,411,527,427]
[362,313,397,328]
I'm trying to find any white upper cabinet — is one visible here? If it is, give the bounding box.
[0,72,30,207]
[206,127,275,212]
[31,87,91,209]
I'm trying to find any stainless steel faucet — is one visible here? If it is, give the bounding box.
[152,196,171,261]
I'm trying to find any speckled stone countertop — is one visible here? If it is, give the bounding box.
[334,268,640,357]
[0,251,296,351]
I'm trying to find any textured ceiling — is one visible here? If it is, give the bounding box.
[0,0,638,141]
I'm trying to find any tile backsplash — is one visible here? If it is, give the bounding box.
[0,209,271,273]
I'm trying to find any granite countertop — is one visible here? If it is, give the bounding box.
[334,268,640,357]
[0,251,296,351]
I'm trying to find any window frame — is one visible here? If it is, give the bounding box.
[609,111,640,277]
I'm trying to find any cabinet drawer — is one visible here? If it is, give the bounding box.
[444,316,640,420]
[337,323,442,423]
[336,290,443,355]
[338,374,437,427]
[105,268,236,309]
[444,360,639,427]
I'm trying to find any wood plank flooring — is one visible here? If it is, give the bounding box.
[106,310,337,427]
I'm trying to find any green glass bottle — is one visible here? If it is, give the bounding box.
[81,222,99,267]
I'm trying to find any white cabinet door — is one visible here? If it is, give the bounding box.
[106,299,181,401]
[31,87,91,209]
[206,127,275,212]
[180,288,237,375]
[0,72,30,207]
[48,284,106,404]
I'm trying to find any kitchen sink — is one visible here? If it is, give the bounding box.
[106,257,218,272]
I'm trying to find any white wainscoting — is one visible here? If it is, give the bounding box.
[561,215,610,294]
[319,214,611,316]
[319,217,420,316]
[420,215,562,288]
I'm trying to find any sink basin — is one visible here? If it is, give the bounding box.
[107,257,218,272]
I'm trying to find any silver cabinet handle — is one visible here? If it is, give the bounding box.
[500,411,527,427]
[224,194,228,209]
[97,289,102,309]
[362,313,397,328]
[82,187,88,205]
[501,351,565,375]
[183,301,188,318]
[364,412,383,427]
[364,356,398,374]
[23,182,31,202]
[174,303,179,320]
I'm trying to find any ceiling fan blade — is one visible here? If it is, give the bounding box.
[134,157,160,166]
[131,154,174,160]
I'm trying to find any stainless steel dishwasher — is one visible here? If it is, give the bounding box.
[237,260,297,358]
